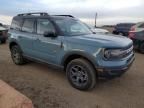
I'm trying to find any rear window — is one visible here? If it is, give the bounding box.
[11,18,23,30]
[22,19,35,33]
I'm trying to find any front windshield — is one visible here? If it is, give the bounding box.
[54,18,92,36]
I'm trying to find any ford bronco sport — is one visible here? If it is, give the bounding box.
[8,13,135,90]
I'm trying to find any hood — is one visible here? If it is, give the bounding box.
[67,34,132,48]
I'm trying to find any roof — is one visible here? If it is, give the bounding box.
[117,23,136,25]
[14,12,75,20]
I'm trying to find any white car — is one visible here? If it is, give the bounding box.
[84,24,110,34]
[0,26,7,31]
[91,28,109,34]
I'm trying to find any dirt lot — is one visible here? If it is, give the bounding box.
[0,43,144,108]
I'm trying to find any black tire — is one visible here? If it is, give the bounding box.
[66,58,97,90]
[2,39,6,44]
[140,42,144,53]
[10,45,26,65]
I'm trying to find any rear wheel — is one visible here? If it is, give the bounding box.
[66,58,97,90]
[10,45,26,65]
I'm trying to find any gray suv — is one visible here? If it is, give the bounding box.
[9,13,135,90]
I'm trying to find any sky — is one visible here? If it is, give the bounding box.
[0,0,143,26]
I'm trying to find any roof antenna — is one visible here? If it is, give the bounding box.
[94,12,97,28]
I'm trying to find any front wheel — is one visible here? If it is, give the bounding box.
[66,58,97,90]
[10,45,26,65]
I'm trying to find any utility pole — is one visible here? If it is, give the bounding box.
[94,12,97,28]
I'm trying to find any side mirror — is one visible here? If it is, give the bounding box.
[43,31,57,37]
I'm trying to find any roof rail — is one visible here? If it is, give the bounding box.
[53,15,75,18]
[17,12,49,16]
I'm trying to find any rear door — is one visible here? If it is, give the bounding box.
[19,18,36,56]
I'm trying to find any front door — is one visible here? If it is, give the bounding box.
[33,18,63,64]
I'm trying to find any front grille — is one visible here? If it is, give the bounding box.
[120,45,133,58]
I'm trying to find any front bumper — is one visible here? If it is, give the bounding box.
[97,53,135,78]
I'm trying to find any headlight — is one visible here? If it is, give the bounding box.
[104,49,125,59]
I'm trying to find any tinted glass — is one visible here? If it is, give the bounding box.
[116,23,135,28]
[11,18,23,30]
[37,19,55,34]
[22,19,34,33]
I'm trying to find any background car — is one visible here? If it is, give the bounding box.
[129,22,144,53]
[113,23,136,36]
[91,28,109,34]
[0,26,8,44]
[85,24,110,34]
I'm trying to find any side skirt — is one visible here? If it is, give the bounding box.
[23,55,64,70]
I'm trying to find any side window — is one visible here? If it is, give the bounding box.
[22,19,34,33]
[70,22,88,33]
[11,18,23,30]
[139,23,144,28]
[37,19,55,35]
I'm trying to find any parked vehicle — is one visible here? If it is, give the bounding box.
[113,23,136,36]
[9,12,134,90]
[129,22,144,53]
[85,24,109,34]
[91,28,109,34]
[0,26,7,44]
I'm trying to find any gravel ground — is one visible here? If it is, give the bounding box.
[0,43,144,108]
